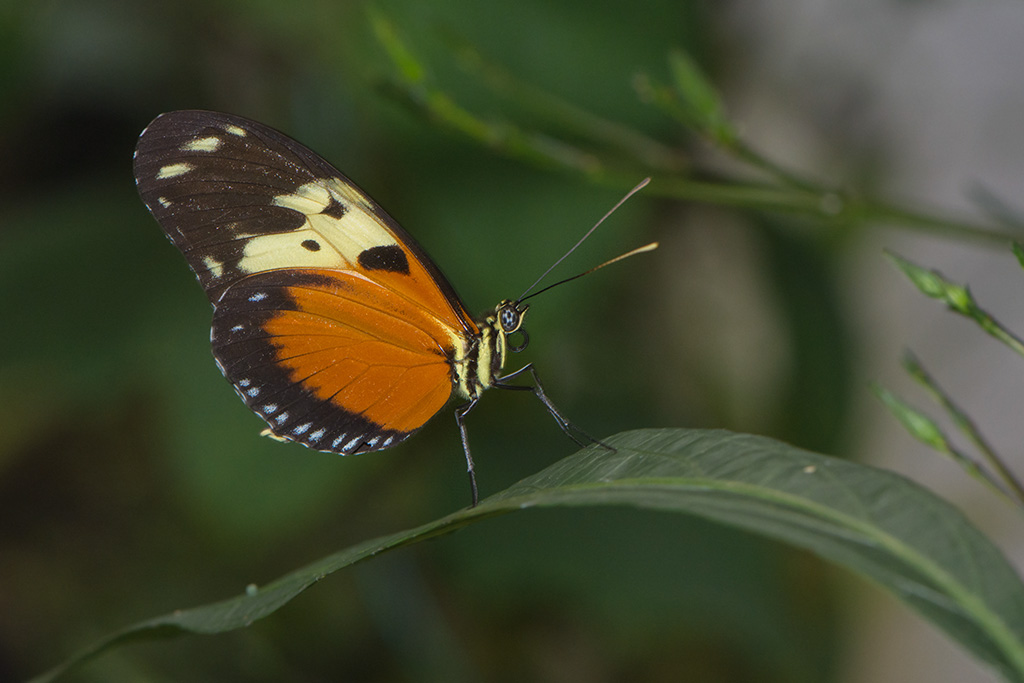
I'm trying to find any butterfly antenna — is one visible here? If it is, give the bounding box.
[520,241,659,303]
[517,177,651,302]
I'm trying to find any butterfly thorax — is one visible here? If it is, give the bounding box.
[453,299,528,401]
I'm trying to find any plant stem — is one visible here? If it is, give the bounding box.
[903,352,1024,507]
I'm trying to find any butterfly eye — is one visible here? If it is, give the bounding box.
[497,300,528,334]
[495,301,529,353]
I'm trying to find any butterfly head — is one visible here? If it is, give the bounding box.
[497,299,530,353]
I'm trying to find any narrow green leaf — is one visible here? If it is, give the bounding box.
[34,429,1024,683]
[368,6,426,86]
[886,250,1024,358]
[440,32,686,173]
[872,382,1013,505]
[873,383,948,450]
[666,49,734,144]
[885,250,965,305]
[900,352,1024,507]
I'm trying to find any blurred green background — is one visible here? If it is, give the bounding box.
[4,0,1011,681]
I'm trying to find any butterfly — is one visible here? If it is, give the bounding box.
[133,110,653,505]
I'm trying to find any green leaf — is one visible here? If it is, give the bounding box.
[885,250,970,307]
[886,249,1024,358]
[872,383,949,451]
[666,49,735,144]
[893,352,1024,507]
[368,6,426,86]
[33,429,1024,683]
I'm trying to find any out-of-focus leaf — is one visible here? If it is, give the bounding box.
[33,429,1024,683]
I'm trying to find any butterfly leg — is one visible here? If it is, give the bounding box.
[495,364,613,451]
[454,397,481,507]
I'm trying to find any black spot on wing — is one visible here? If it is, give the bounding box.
[321,196,347,219]
[301,239,321,252]
[358,245,410,275]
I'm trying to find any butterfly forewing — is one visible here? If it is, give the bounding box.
[134,110,479,454]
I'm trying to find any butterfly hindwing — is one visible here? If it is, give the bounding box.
[134,110,479,453]
[211,270,456,453]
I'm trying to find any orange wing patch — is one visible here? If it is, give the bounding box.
[212,269,462,452]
